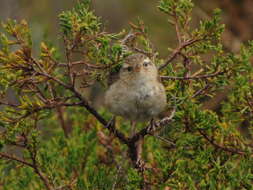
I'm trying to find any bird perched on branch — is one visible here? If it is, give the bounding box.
[105,53,167,122]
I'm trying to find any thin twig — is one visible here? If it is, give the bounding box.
[9,101,84,124]
[152,134,176,147]
[161,70,226,81]
[0,152,34,167]
[0,152,54,190]
[172,7,182,46]
[59,61,112,70]
[198,129,245,155]
[192,84,211,98]
[131,108,176,143]
[112,164,123,190]
[159,38,203,70]
[35,70,72,90]
[0,100,19,107]
[56,106,70,138]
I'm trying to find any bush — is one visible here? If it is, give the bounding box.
[0,0,253,189]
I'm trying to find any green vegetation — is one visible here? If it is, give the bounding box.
[0,0,253,189]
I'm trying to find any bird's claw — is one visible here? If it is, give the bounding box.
[105,116,116,128]
[147,119,159,133]
[135,159,146,172]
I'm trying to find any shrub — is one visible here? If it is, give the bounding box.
[0,0,253,189]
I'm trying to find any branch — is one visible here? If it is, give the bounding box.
[192,84,211,98]
[63,37,74,85]
[56,106,70,138]
[161,70,226,81]
[104,118,129,145]
[198,129,246,155]
[125,108,176,172]
[0,152,34,167]
[172,6,182,45]
[0,152,54,190]
[9,101,84,124]
[35,70,72,90]
[159,39,203,70]
[66,92,129,145]
[24,131,54,190]
[59,61,111,70]
[0,100,19,108]
[131,108,176,143]
[6,56,130,146]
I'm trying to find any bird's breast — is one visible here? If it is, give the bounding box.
[134,81,158,99]
[105,78,166,121]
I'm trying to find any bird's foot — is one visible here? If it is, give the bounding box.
[105,116,116,128]
[147,118,159,133]
[135,158,146,172]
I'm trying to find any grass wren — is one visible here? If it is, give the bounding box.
[105,53,167,122]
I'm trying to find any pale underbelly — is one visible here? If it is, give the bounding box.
[115,85,165,121]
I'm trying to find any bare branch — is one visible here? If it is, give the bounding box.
[0,100,19,108]
[198,129,246,155]
[161,70,226,81]
[0,152,34,168]
[192,84,211,98]
[104,117,129,145]
[0,152,54,190]
[172,6,182,45]
[125,108,176,174]
[159,39,203,70]
[35,70,72,90]
[56,106,70,138]
[131,108,176,143]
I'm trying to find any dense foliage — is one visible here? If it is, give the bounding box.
[0,0,253,189]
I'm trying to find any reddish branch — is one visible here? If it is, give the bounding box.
[192,84,212,98]
[6,101,84,124]
[0,152,34,167]
[59,61,111,70]
[161,70,227,81]
[172,6,182,45]
[159,38,203,70]
[126,109,175,172]
[0,152,54,190]
[198,129,246,155]
[56,106,70,138]
[131,109,176,143]
[0,100,18,108]
[74,89,175,171]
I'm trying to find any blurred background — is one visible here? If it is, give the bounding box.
[1,0,253,56]
[1,0,253,110]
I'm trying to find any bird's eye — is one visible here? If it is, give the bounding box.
[143,61,150,67]
[127,67,133,72]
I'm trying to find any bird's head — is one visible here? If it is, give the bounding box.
[119,53,158,81]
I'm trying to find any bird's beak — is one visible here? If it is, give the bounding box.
[134,65,141,72]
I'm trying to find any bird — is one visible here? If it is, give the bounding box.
[104,53,167,123]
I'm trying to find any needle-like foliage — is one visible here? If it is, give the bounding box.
[1,0,253,189]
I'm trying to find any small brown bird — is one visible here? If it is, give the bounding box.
[105,53,167,122]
